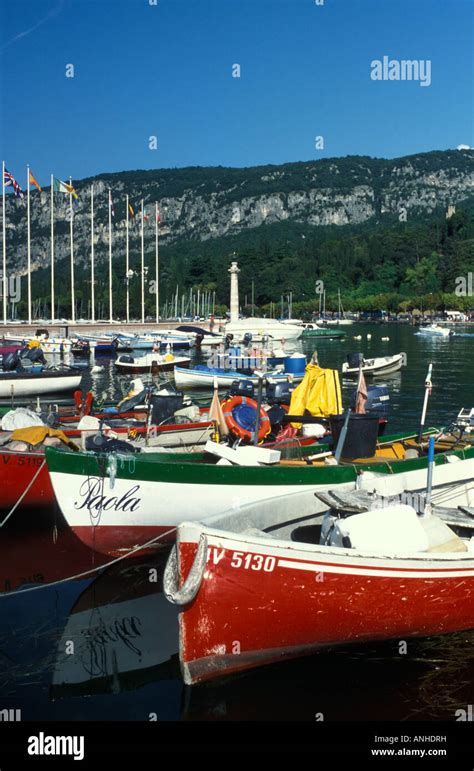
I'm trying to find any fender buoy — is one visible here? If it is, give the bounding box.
[83,391,93,416]
[221,395,270,443]
[74,390,93,416]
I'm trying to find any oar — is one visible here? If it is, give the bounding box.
[417,361,433,444]
[334,408,352,463]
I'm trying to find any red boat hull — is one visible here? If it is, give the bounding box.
[72,524,173,556]
[0,451,54,510]
[175,530,474,685]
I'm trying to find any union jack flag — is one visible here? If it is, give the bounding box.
[3,168,24,199]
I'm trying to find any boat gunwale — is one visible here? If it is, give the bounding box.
[176,519,474,568]
[44,430,474,485]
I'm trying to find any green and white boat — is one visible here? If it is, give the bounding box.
[300,326,346,340]
[45,431,474,557]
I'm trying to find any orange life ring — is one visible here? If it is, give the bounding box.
[221,395,271,443]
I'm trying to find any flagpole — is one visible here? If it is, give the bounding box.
[91,184,95,323]
[26,165,32,325]
[155,202,159,325]
[108,188,113,324]
[2,161,6,324]
[69,177,75,324]
[126,194,130,324]
[50,174,55,321]
[141,198,145,325]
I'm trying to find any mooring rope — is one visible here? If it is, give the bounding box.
[0,526,176,597]
[0,458,47,529]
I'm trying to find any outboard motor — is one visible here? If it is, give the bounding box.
[347,352,364,369]
[242,332,253,347]
[228,380,255,398]
[266,380,296,405]
[224,334,234,350]
[21,347,46,365]
[350,384,390,418]
[2,351,20,371]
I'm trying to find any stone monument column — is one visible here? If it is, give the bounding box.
[228,261,240,323]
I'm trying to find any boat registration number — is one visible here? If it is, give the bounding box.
[207,547,276,572]
[230,551,276,572]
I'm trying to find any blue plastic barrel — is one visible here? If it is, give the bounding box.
[284,354,306,375]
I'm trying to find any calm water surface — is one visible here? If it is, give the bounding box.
[1,323,473,721]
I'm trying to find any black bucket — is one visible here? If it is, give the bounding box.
[329,414,380,459]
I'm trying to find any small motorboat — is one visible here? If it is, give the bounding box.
[165,485,474,685]
[301,326,346,340]
[3,332,72,354]
[416,324,451,338]
[174,364,303,389]
[70,339,91,357]
[115,353,191,374]
[342,352,406,378]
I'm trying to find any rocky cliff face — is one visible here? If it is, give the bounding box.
[3,149,474,277]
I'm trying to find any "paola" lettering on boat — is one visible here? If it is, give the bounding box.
[74,478,141,512]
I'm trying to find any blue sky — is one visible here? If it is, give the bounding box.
[0,0,472,185]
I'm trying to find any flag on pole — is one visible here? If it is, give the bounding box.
[128,203,135,219]
[208,376,229,438]
[355,366,368,414]
[4,168,24,199]
[109,190,115,218]
[53,177,78,199]
[156,207,161,223]
[29,170,42,192]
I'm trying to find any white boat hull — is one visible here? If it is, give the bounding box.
[342,354,405,377]
[0,372,82,397]
[417,326,451,338]
[48,454,474,555]
[226,318,303,341]
[174,366,299,389]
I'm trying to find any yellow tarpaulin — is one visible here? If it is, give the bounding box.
[11,426,79,450]
[289,364,342,427]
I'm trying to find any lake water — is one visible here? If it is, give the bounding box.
[1,322,473,722]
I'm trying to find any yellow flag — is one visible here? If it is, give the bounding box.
[29,170,42,192]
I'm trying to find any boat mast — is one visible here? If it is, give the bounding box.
[70,177,75,324]
[91,184,95,323]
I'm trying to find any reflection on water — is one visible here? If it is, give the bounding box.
[0,323,473,720]
[1,515,473,721]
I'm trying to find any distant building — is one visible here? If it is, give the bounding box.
[446,205,456,219]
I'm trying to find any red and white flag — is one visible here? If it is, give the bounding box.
[355,367,368,414]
